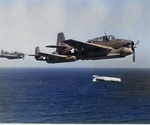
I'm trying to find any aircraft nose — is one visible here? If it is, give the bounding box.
[123,47,133,55]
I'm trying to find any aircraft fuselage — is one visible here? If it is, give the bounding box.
[63,38,134,61]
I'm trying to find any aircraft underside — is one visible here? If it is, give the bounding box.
[45,53,125,63]
[46,58,76,63]
[0,55,23,59]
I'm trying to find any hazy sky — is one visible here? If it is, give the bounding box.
[0,0,149,68]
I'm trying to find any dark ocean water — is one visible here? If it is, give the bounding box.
[0,68,150,123]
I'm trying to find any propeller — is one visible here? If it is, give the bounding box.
[131,40,139,63]
[23,54,27,60]
[23,54,25,60]
[104,31,108,41]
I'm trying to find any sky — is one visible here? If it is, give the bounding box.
[0,0,149,68]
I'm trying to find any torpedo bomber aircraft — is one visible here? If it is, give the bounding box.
[0,50,25,60]
[30,32,138,63]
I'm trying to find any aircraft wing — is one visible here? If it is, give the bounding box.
[63,39,112,52]
[37,52,67,59]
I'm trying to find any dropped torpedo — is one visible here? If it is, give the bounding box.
[93,75,121,82]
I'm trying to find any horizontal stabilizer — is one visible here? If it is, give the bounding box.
[46,45,67,48]
[28,54,37,56]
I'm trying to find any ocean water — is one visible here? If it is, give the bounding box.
[0,68,150,123]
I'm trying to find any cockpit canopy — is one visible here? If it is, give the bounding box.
[87,35,115,43]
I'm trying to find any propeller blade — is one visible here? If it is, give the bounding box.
[135,40,139,45]
[104,31,106,36]
[131,41,135,63]
[104,31,108,41]
[131,40,139,63]
[23,54,26,60]
[133,50,135,63]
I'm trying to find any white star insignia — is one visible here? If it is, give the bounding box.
[70,48,76,54]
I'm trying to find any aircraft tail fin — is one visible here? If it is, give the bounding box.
[35,46,41,55]
[56,32,67,53]
[28,46,41,58]
[1,50,4,55]
[57,32,66,46]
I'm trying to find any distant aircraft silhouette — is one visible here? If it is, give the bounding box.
[0,50,25,59]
